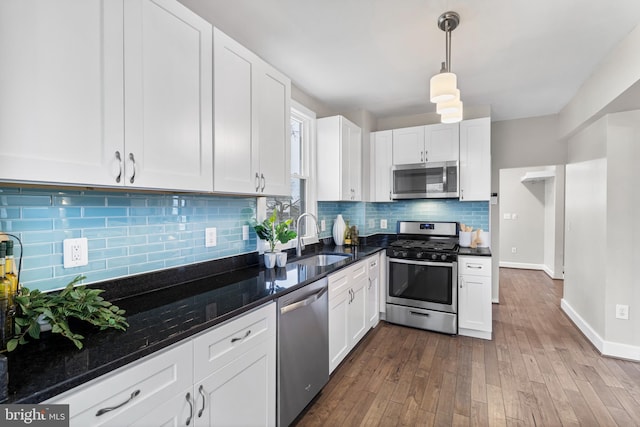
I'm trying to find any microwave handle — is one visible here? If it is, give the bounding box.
[442,166,447,189]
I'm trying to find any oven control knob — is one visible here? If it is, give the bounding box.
[441,254,448,261]
[416,252,423,259]
[430,253,438,260]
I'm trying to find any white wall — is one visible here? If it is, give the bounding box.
[499,167,546,267]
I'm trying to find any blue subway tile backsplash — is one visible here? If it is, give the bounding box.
[318,199,489,239]
[2,185,489,293]
[1,187,258,292]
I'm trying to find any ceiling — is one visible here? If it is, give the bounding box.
[179,0,640,122]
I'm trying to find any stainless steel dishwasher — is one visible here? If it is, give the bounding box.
[277,277,329,427]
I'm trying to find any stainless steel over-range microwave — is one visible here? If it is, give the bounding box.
[391,161,459,199]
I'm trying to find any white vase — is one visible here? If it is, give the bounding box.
[264,252,277,269]
[276,252,287,267]
[332,214,346,246]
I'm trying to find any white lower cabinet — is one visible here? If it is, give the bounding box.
[46,303,276,427]
[458,256,492,340]
[328,257,374,373]
[366,254,380,329]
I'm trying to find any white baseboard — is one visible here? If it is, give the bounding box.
[542,264,554,278]
[459,328,492,340]
[499,261,545,270]
[561,298,640,361]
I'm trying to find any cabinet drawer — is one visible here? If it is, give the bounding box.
[350,260,367,282]
[47,340,193,427]
[193,302,275,379]
[328,268,350,296]
[367,255,379,275]
[459,256,491,277]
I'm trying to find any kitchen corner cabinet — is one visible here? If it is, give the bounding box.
[0,0,213,192]
[459,117,491,201]
[392,123,459,165]
[328,259,368,372]
[370,130,393,202]
[458,256,492,340]
[317,116,362,201]
[213,28,291,196]
[46,303,276,427]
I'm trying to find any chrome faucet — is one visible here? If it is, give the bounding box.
[296,212,320,257]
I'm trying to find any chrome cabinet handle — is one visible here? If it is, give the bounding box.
[368,278,372,290]
[467,265,482,269]
[460,277,464,288]
[231,330,251,343]
[186,392,193,425]
[260,173,266,192]
[389,191,392,201]
[255,172,260,191]
[96,390,140,416]
[115,151,123,183]
[420,151,424,162]
[197,385,206,418]
[425,150,428,162]
[128,153,136,184]
[460,189,464,200]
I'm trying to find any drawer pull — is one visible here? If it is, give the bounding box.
[95,389,141,416]
[186,392,193,425]
[198,385,206,417]
[467,265,482,269]
[231,330,251,343]
[410,311,430,317]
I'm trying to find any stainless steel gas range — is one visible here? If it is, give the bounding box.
[386,221,458,334]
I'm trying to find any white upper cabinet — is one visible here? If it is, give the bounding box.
[0,0,213,192]
[317,116,362,201]
[392,123,458,165]
[124,0,213,191]
[213,28,291,196]
[370,130,393,202]
[459,117,491,201]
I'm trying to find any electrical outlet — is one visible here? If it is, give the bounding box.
[242,225,249,241]
[368,219,374,229]
[616,304,629,320]
[511,247,517,254]
[503,213,512,220]
[321,220,326,231]
[205,227,217,247]
[380,219,388,229]
[63,238,88,268]
[512,213,519,220]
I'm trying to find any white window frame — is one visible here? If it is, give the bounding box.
[256,100,317,253]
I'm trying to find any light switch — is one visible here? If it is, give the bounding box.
[205,227,217,247]
[320,220,326,231]
[503,213,512,220]
[380,219,388,229]
[242,225,249,241]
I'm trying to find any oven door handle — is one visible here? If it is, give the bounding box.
[388,258,455,267]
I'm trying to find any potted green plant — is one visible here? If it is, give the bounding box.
[7,275,128,351]
[251,211,297,268]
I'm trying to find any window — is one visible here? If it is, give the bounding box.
[260,100,317,251]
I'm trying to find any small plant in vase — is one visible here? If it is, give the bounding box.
[251,211,297,268]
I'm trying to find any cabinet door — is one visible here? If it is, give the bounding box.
[371,131,393,202]
[124,0,212,191]
[349,272,368,346]
[213,28,256,194]
[0,0,124,186]
[257,64,291,196]
[342,123,362,201]
[328,289,350,373]
[458,274,492,333]
[425,123,459,163]
[366,256,380,328]
[459,117,491,201]
[340,121,353,201]
[195,337,276,427]
[129,388,193,427]
[392,126,425,165]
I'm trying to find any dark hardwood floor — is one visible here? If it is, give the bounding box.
[296,268,640,426]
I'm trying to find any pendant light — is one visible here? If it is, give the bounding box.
[430,11,463,123]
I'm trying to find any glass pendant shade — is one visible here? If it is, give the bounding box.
[440,101,463,123]
[430,72,457,103]
[436,90,461,114]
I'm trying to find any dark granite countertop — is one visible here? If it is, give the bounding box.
[457,247,492,257]
[6,243,385,404]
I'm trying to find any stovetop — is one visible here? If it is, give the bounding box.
[387,220,459,262]
[389,239,458,252]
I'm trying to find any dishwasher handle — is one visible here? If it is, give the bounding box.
[280,287,328,315]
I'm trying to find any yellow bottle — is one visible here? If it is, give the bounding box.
[4,240,17,298]
[0,244,13,349]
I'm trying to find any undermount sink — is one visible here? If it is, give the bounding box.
[294,254,352,267]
